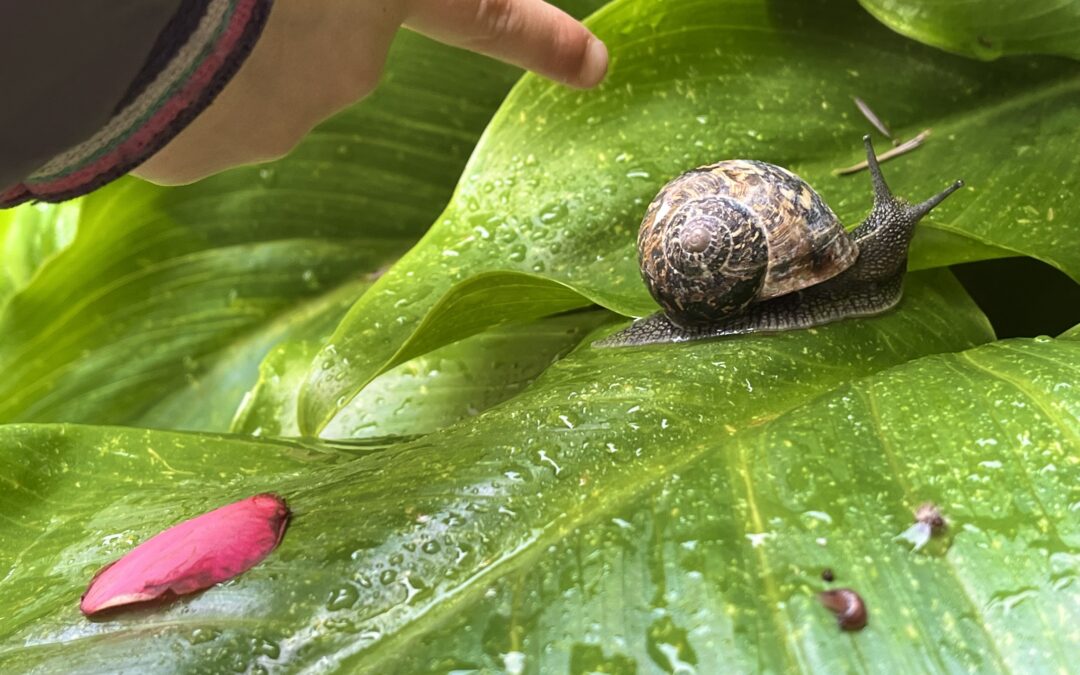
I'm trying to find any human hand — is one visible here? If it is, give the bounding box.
[133,0,608,185]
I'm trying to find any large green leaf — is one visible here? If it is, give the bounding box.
[299,0,1080,433]
[859,0,1080,60]
[399,332,1080,673]
[0,272,1010,672]
[0,3,604,430]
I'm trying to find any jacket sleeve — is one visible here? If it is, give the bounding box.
[0,0,273,208]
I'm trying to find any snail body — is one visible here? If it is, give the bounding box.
[596,137,963,347]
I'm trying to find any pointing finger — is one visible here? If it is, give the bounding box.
[406,0,608,88]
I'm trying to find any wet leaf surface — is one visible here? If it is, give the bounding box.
[233,310,614,438]
[3,273,1040,673]
[1,1,1078,672]
[859,0,1080,60]
[300,0,1080,432]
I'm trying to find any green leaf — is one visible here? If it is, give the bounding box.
[0,271,1002,672]
[0,201,80,313]
[402,334,1080,673]
[233,309,614,438]
[299,0,1080,433]
[858,0,1080,60]
[137,278,371,432]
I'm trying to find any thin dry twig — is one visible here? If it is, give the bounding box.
[833,128,933,175]
[853,96,894,141]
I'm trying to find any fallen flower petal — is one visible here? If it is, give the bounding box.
[80,493,290,616]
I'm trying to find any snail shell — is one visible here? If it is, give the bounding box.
[819,588,868,631]
[637,161,858,327]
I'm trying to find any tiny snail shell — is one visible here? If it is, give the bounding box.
[819,588,868,631]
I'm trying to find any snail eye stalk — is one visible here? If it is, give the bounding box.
[863,134,893,204]
[909,179,965,219]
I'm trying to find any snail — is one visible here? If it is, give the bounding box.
[594,136,963,347]
[819,588,869,631]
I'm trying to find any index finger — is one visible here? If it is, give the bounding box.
[405,0,608,88]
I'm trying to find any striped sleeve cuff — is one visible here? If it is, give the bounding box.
[0,0,273,208]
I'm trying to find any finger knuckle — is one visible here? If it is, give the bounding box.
[470,0,519,46]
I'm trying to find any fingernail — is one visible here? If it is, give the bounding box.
[576,36,608,88]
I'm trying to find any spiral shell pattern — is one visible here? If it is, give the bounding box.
[637,160,858,327]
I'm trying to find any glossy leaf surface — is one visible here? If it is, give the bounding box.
[1,0,1078,672]
[7,277,1080,672]
[859,0,1080,59]
[233,310,613,438]
[300,0,1080,432]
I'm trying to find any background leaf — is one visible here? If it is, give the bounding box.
[0,201,79,313]
[859,0,1080,60]
[0,271,1004,672]
[233,309,613,438]
[300,0,1080,432]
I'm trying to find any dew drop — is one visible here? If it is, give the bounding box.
[646,616,697,674]
[189,627,222,645]
[253,637,280,659]
[326,584,360,611]
[508,244,528,263]
[539,202,568,224]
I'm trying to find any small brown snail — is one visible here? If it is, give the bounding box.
[819,588,869,631]
[595,136,963,347]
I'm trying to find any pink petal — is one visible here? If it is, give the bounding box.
[81,493,290,615]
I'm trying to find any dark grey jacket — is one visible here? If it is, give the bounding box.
[0,0,272,207]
